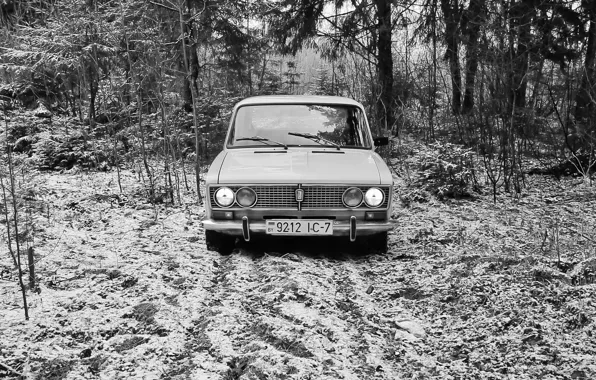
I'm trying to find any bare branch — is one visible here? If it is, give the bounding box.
[148,0,177,12]
[0,361,23,377]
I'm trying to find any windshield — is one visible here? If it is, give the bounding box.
[228,104,372,149]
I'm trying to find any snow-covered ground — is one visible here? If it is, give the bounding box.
[1,169,595,379]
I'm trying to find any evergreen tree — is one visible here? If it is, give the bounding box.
[311,66,332,95]
[265,0,397,131]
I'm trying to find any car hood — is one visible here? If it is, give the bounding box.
[217,148,382,184]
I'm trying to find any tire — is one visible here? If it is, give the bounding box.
[367,232,388,254]
[205,230,236,255]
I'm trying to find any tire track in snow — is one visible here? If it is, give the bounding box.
[180,249,260,378]
[173,238,413,379]
[327,258,402,379]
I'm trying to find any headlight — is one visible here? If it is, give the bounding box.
[236,187,257,207]
[364,187,384,207]
[343,187,363,208]
[214,187,234,207]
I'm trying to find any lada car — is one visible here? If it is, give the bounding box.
[202,95,395,254]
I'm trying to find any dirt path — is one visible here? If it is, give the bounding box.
[166,235,423,379]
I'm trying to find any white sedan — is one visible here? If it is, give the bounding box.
[202,95,395,254]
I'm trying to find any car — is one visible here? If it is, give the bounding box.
[202,95,395,254]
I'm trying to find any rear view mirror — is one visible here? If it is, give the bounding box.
[373,137,389,146]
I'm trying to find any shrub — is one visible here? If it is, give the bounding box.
[416,142,477,199]
[31,131,112,171]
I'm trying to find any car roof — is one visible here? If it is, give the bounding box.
[235,95,364,108]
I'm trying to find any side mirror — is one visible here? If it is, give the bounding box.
[373,137,389,146]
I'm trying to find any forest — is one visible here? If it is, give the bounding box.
[0,0,595,184]
[1,0,596,379]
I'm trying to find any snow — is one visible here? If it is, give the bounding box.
[1,167,595,379]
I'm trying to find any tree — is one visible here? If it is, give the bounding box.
[507,0,535,111]
[575,0,596,134]
[311,66,332,95]
[439,0,463,115]
[461,0,484,113]
[266,0,397,131]
[0,0,118,120]
[374,0,395,129]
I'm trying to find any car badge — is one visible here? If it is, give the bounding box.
[295,188,304,202]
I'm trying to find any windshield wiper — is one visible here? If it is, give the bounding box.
[236,135,288,149]
[288,132,341,150]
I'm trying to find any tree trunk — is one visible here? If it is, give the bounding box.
[87,63,97,121]
[86,23,99,122]
[374,0,395,131]
[179,0,203,204]
[440,0,462,114]
[575,3,596,124]
[462,0,483,113]
[180,58,192,110]
[190,41,200,96]
[258,54,268,92]
[180,41,200,112]
[2,149,29,320]
[509,0,533,110]
[180,0,200,111]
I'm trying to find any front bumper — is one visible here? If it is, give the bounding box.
[202,218,395,241]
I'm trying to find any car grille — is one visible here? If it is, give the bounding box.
[210,185,390,209]
[302,186,357,209]
[251,185,298,208]
[210,186,298,209]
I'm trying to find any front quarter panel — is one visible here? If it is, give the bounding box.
[371,152,394,217]
[205,151,227,185]
[371,152,393,185]
[204,151,227,218]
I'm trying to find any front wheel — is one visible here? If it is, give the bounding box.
[205,230,236,255]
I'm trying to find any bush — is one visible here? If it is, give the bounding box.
[4,112,44,143]
[416,142,477,199]
[31,131,113,171]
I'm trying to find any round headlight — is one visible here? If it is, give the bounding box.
[236,187,257,207]
[364,188,384,207]
[214,187,234,207]
[343,187,363,208]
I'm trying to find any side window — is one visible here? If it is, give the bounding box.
[342,108,368,147]
[354,109,367,146]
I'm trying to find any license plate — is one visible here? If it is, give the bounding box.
[266,220,333,235]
